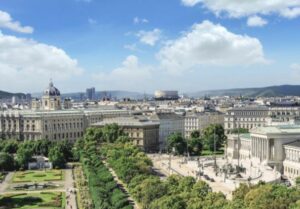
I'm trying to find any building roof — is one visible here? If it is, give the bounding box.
[150,112,183,120]
[92,116,160,127]
[44,81,60,96]
[251,125,300,135]
[240,133,251,139]
[284,140,300,149]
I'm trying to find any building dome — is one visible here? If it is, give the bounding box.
[44,80,60,96]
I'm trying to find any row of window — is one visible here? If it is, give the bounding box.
[44,122,83,131]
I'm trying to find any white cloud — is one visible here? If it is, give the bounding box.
[88,18,97,25]
[181,0,300,19]
[133,17,149,24]
[124,44,140,52]
[0,10,33,34]
[92,55,153,90]
[247,16,268,27]
[136,29,162,46]
[0,32,83,92]
[182,0,202,7]
[157,20,268,74]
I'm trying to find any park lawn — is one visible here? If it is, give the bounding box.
[0,192,65,209]
[201,149,224,156]
[12,170,64,183]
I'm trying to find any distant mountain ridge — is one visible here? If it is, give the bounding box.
[0,90,26,99]
[188,85,300,98]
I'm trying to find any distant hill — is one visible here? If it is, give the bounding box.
[188,85,300,98]
[0,90,26,99]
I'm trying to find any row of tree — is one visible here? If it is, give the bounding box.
[78,126,133,209]
[0,139,74,170]
[166,124,227,156]
[81,125,300,209]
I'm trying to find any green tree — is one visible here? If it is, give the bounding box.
[2,140,19,154]
[132,177,167,208]
[202,124,226,151]
[16,145,33,169]
[188,137,203,156]
[56,140,73,161]
[32,140,52,156]
[232,183,251,201]
[150,195,186,209]
[48,146,66,168]
[190,130,200,139]
[296,176,300,187]
[0,152,15,171]
[167,133,187,155]
[102,123,126,143]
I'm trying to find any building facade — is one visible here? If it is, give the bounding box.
[150,112,184,150]
[227,124,300,182]
[224,106,300,134]
[184,111,224,138]
[92,116,160,152]
[0,81,135,142]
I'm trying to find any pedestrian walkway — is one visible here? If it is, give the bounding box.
[103,161,140,209]
[0,172,13,193]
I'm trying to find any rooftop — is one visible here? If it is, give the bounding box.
[92,116,160,127]
[251,125,300,135]
[284,140,300,149]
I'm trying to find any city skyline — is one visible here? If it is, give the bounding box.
[0,0,300,93]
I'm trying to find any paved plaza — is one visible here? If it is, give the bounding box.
[148,154,282,199]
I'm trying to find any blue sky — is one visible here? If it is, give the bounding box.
[0,0,300,93]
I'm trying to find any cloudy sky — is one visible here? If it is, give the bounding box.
[0,0,300,94]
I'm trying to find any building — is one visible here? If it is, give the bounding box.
[0,81,136,142]
[184,111,224,138]
[224,106,300,134]
[42,81,62,111]
[283,141,300,180]
[154,90,179,101]
[86,87,96,101]
[92,116,159,152]
[150,112,184,150]
[224,106,268,134]
[227,123,300,183]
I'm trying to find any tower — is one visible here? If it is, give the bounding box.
[42,80,61,111]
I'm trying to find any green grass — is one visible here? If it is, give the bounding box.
[201,149,224,156]
[0,192,65,209]
[12,170,64,183]
[0,172,6,182]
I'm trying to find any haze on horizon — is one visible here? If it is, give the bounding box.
[0,0,300,93]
